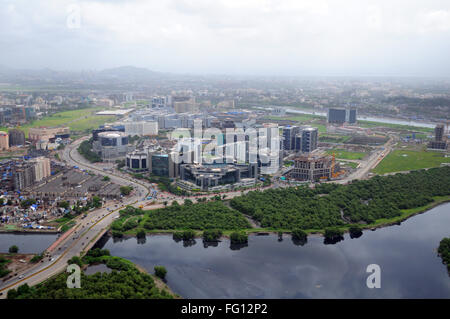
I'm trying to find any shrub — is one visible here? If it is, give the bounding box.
[154,266,167,280]
[291,229,307,241]
[230,232,248,244]
[203,229,222,242]
[8,245,19,254]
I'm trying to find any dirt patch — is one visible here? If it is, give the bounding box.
[0,253,36,275]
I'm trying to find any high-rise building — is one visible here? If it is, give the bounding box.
[435,124,445,142]
[328,108,357,124]
[30,157,51,182]
[347,109,357,124]
[282,126,301,150]
[152,96,172,108]
[301,127,318,153]
[0,131,9,150]
[8,129,26,146]
[294,134,302,152]
[13,164,36,191]
[428,124,448,150]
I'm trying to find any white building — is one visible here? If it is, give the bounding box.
[124,121,158,136]
[30,157,51,182]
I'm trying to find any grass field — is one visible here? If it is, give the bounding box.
[373,149,450,174]
[68,115,116,132]
[326,149,367,160]
[319,134,352,143]
[358,120,434,133]
[0,107,114,136]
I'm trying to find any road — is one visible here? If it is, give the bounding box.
[0,137,151,298]
[0,134,395,298]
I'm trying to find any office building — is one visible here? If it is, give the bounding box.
[152,96,172,108]
[124,121,158,136]
[125,148,178,178]
[178,162,258,191]
[301,127,318,153]
[126,150,149,172]
[428,124,448,150]
[28,127,70,142]
[93,131,133,161]
[282,126,301,150]
[328,108,357,124]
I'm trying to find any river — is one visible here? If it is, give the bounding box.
[95,203,450,299]
[284,108,436,128]
[0,233,59,254]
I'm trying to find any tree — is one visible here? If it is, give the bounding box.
[120,186,133,196]
[57,201,70,209]
[230,232,248,244]
[136,230,146,239]
[9,245,19,254]
[103,176,110,182]
[67,256,83,267]
[203,229,222,242]
[92,196,102,208]
[154,266,167,280]
[291,229,307,241]
[349,225,363,238]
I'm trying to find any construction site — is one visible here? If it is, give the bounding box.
[285,150,346,182]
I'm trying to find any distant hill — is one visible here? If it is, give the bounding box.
[98,66,160,80]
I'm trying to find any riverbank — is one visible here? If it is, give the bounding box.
[98,202,450,299]
[114,195,450,241]
[132,262,181,299]
[0,228,60,234]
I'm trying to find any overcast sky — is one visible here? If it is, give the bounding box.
[1,0,450,76]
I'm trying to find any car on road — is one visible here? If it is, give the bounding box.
[18,275,24,279]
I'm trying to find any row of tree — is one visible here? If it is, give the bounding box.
[230,167,450,230]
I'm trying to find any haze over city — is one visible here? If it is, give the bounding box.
[1,0,450,308]
[1,0,450,76]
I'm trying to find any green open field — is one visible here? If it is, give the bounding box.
[373,149,450,174]
[319,134,352,143]
[358,120,434,133]
[0,107,115,137]
[326,149,367,160]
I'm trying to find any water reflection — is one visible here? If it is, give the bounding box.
[0,233,58,253]
[98,203,450,299]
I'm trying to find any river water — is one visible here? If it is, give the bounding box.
[0,233,58,254]
[285,108,436,128]
[96,203,450,299]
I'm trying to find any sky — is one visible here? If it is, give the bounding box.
[1,0,450,76]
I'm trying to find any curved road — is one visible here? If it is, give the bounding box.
[0,137,152,298]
